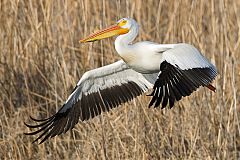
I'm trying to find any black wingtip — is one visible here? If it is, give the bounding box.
[29,115,52,122]
[24,114,56,143]
[149,60,218,109]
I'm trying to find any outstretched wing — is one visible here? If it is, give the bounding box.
[25,60,153,144]
[149,43,217,108]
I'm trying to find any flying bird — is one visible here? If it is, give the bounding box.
[25,18,217,143]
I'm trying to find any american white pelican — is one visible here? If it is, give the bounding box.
[25,18,217,143]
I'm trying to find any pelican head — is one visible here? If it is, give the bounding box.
[80,18,137,43]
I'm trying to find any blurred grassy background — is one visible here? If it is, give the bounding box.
[0,0,239,159]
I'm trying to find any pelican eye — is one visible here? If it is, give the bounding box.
[118,20,127,26]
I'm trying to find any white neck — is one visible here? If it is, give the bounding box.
[114,25,139,56]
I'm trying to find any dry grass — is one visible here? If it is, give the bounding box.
[0,0,240,159]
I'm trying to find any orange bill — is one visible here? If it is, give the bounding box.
[80,24,129,43]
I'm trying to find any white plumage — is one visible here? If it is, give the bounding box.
[162,44,214,69]
[25,18,217,143]
[64,60,152,113]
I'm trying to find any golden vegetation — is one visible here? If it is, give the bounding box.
[0,0,239,159]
